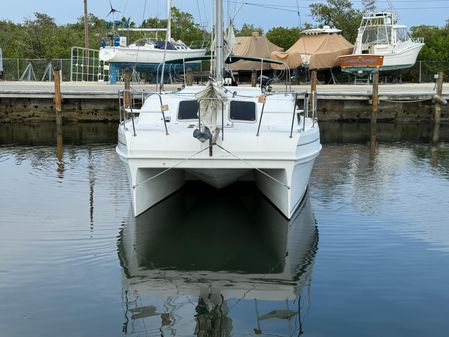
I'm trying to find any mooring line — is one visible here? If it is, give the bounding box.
[214,143,291,190]
[132,146,210,189]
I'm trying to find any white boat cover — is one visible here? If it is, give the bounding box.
[271,32,353,70]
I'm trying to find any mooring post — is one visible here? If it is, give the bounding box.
[371,70,379,119]
[186,68,193,86]
[310,69,318,114]
[251,69,257,87]
[370,70,379,156]
[310,69,317,92]
[53,65,62,125]
[124,68,131,109]
[433,71,444,144]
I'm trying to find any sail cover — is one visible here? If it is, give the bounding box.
[195,81,228,132]
[271,32,353,70]
[228,32,283,71]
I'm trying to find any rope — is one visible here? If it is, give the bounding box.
[133,143,291,191]
[132,146,210,189]
[214,143,291,190]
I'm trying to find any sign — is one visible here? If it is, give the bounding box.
[339,55,384,68]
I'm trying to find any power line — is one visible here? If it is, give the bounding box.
[226,0,449,11]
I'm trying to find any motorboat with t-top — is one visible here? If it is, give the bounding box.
[339,11,424,74]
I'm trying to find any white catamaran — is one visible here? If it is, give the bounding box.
[116,0,321,219]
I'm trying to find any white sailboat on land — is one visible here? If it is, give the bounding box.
[99,0,207,68]
[116,0,322,219]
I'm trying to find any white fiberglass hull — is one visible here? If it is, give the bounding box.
[117,127,320,219]
[116,86,321,219]
[341,42,424,73]
[99,46,207,64]
[378,42,424,70]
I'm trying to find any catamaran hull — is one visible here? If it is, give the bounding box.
[117,146,320,220]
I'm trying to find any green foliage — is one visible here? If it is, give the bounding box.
[170,7,206,44]
[0,12,110,59]
[235,23,263,37]
[1,7,449,66]
[0,6,206,59]
[411,24,449,62]
[266,27,301,50]
[309,0,362,43]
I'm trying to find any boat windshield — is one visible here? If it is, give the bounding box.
[396,27,409,42]
[362,26,391,45]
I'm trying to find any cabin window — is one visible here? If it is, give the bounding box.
[229,101,256,122]
[396,28,408,42]
[178,100,199,120]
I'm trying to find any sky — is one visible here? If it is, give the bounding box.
[0,0,448,32]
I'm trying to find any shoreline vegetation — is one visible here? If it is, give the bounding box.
[1,2,449,64]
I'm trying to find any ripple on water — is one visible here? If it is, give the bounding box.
[0,144,130,289]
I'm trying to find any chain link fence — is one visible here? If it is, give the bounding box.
[403,61,449,83]
[0,57,448,84]
[0,58,72,81]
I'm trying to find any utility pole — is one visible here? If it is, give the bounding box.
[84,0,89,49]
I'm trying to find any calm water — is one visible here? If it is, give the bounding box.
[1,122,448,337]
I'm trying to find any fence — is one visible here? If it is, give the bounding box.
[287,61,449,85]
[1,58,72,81]
[0,47,108,82]
[0,56,448,84]
[70,47,108,82]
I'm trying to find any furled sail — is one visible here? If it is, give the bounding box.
[195,81,228,133]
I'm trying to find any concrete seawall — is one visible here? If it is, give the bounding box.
[0,81,448,123]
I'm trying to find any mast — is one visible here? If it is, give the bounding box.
[166,0,172,42]
[215,0,224,83]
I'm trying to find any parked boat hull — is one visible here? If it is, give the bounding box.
[117,124,320,219]
[99,46,207,64]
[340,42,424,73]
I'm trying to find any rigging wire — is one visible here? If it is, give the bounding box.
[296,0,302,28]
[225,0,449,11]
[142,0,147,24]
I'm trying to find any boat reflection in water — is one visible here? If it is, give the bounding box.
[118,183,318,337]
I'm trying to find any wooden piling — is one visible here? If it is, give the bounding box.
[371,70,379,121]
[186,68,193,86]
[370,70,379,156]
[310,69,318,114]
[124,68,131,108]
[53,65,62,125]
[433,71,444,144]
[251,69,257,87]
[310,69,317,93]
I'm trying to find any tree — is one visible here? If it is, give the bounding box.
[411,24,449,62]
[266,27,300,50]
[309,0,362,43]
[361,0,376,14]
[235,23,263,37]
[170,7,206,45]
